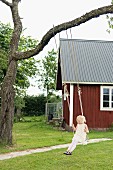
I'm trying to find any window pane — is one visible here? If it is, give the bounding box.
[103,102,109,107]
[103,88,109,94]
[112,102,113,108]
[103,95,109,101]
[111,89,113,102]
[112,95,113,101]
[112,89,113,95]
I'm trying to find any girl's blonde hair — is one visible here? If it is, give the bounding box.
[76,115,86,124]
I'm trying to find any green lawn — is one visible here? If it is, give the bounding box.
[0,140,113,170]
[0,116,113,170]
[0,116,73,153]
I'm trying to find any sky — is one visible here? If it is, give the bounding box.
[0,0,113,95]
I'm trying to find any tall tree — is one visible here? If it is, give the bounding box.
[0,0,113,145]
[38,49,57,101]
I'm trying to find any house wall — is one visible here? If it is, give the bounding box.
[63,84,113,128]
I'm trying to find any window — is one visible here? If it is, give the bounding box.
[100,86,113,111]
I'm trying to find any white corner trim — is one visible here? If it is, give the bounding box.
[69,84,73,126]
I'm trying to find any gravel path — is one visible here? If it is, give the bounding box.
[0,138,112,160]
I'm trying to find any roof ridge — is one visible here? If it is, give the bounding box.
[60,38,113,43]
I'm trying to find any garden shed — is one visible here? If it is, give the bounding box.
[56,38,113,129]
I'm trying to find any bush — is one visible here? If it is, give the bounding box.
[22,94,47,116]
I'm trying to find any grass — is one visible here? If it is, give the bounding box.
[0,116,113,170]
[0,116,73,153]
[0,116,113,154]
[0,140,113,170]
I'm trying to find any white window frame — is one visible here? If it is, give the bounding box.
[100,86,113,111]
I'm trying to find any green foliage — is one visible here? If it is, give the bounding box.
[0,22,39,91]
[18,35,38,52]
[106,2,113,33]
[38,49,58,97]
[23,95,47,116]
[106,14,113,33]
[15,95,25,110]
[48,93,61,103]
[0,49,7,85]
[16,58,39,91]
[0,22,40,120]
[0,22,12,52]
[14,95,25,122]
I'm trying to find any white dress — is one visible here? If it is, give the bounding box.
[67,123,87,152]
[75,123,87,144]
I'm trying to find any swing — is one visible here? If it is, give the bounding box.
[53,25,89,145]
[53,25,85,126]
[63,26,84,117]
[62,28,89,142]
[63,83,83,116]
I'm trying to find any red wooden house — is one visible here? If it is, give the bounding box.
[56,38,113,129]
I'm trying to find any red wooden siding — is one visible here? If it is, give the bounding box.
[63,84,113,128]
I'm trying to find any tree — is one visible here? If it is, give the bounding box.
[47,94,61,103]
[0,0,113,145]
[0,22,39,92]
[0,22,39,123]
[38,49,57,101]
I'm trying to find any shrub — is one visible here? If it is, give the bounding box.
[22,94,47,116]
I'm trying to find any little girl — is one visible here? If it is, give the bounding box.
[64,115,89,155]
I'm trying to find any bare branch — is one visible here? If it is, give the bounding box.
[0,0,12,7]
[15,4,113,60]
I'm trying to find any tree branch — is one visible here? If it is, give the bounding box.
[0,0,12,7]
[9,0,22,63]
[15,4,113,60]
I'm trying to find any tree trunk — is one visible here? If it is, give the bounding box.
[0,59,17,145]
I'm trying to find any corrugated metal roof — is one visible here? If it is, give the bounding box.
[59,38,113,84]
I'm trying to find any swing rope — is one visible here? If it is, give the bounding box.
[63,83,70,112]
[65,26,84,116]
[53,24,84,120]
[77,84,84,116]
[71,37,84,116]
[53,24,58,50]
